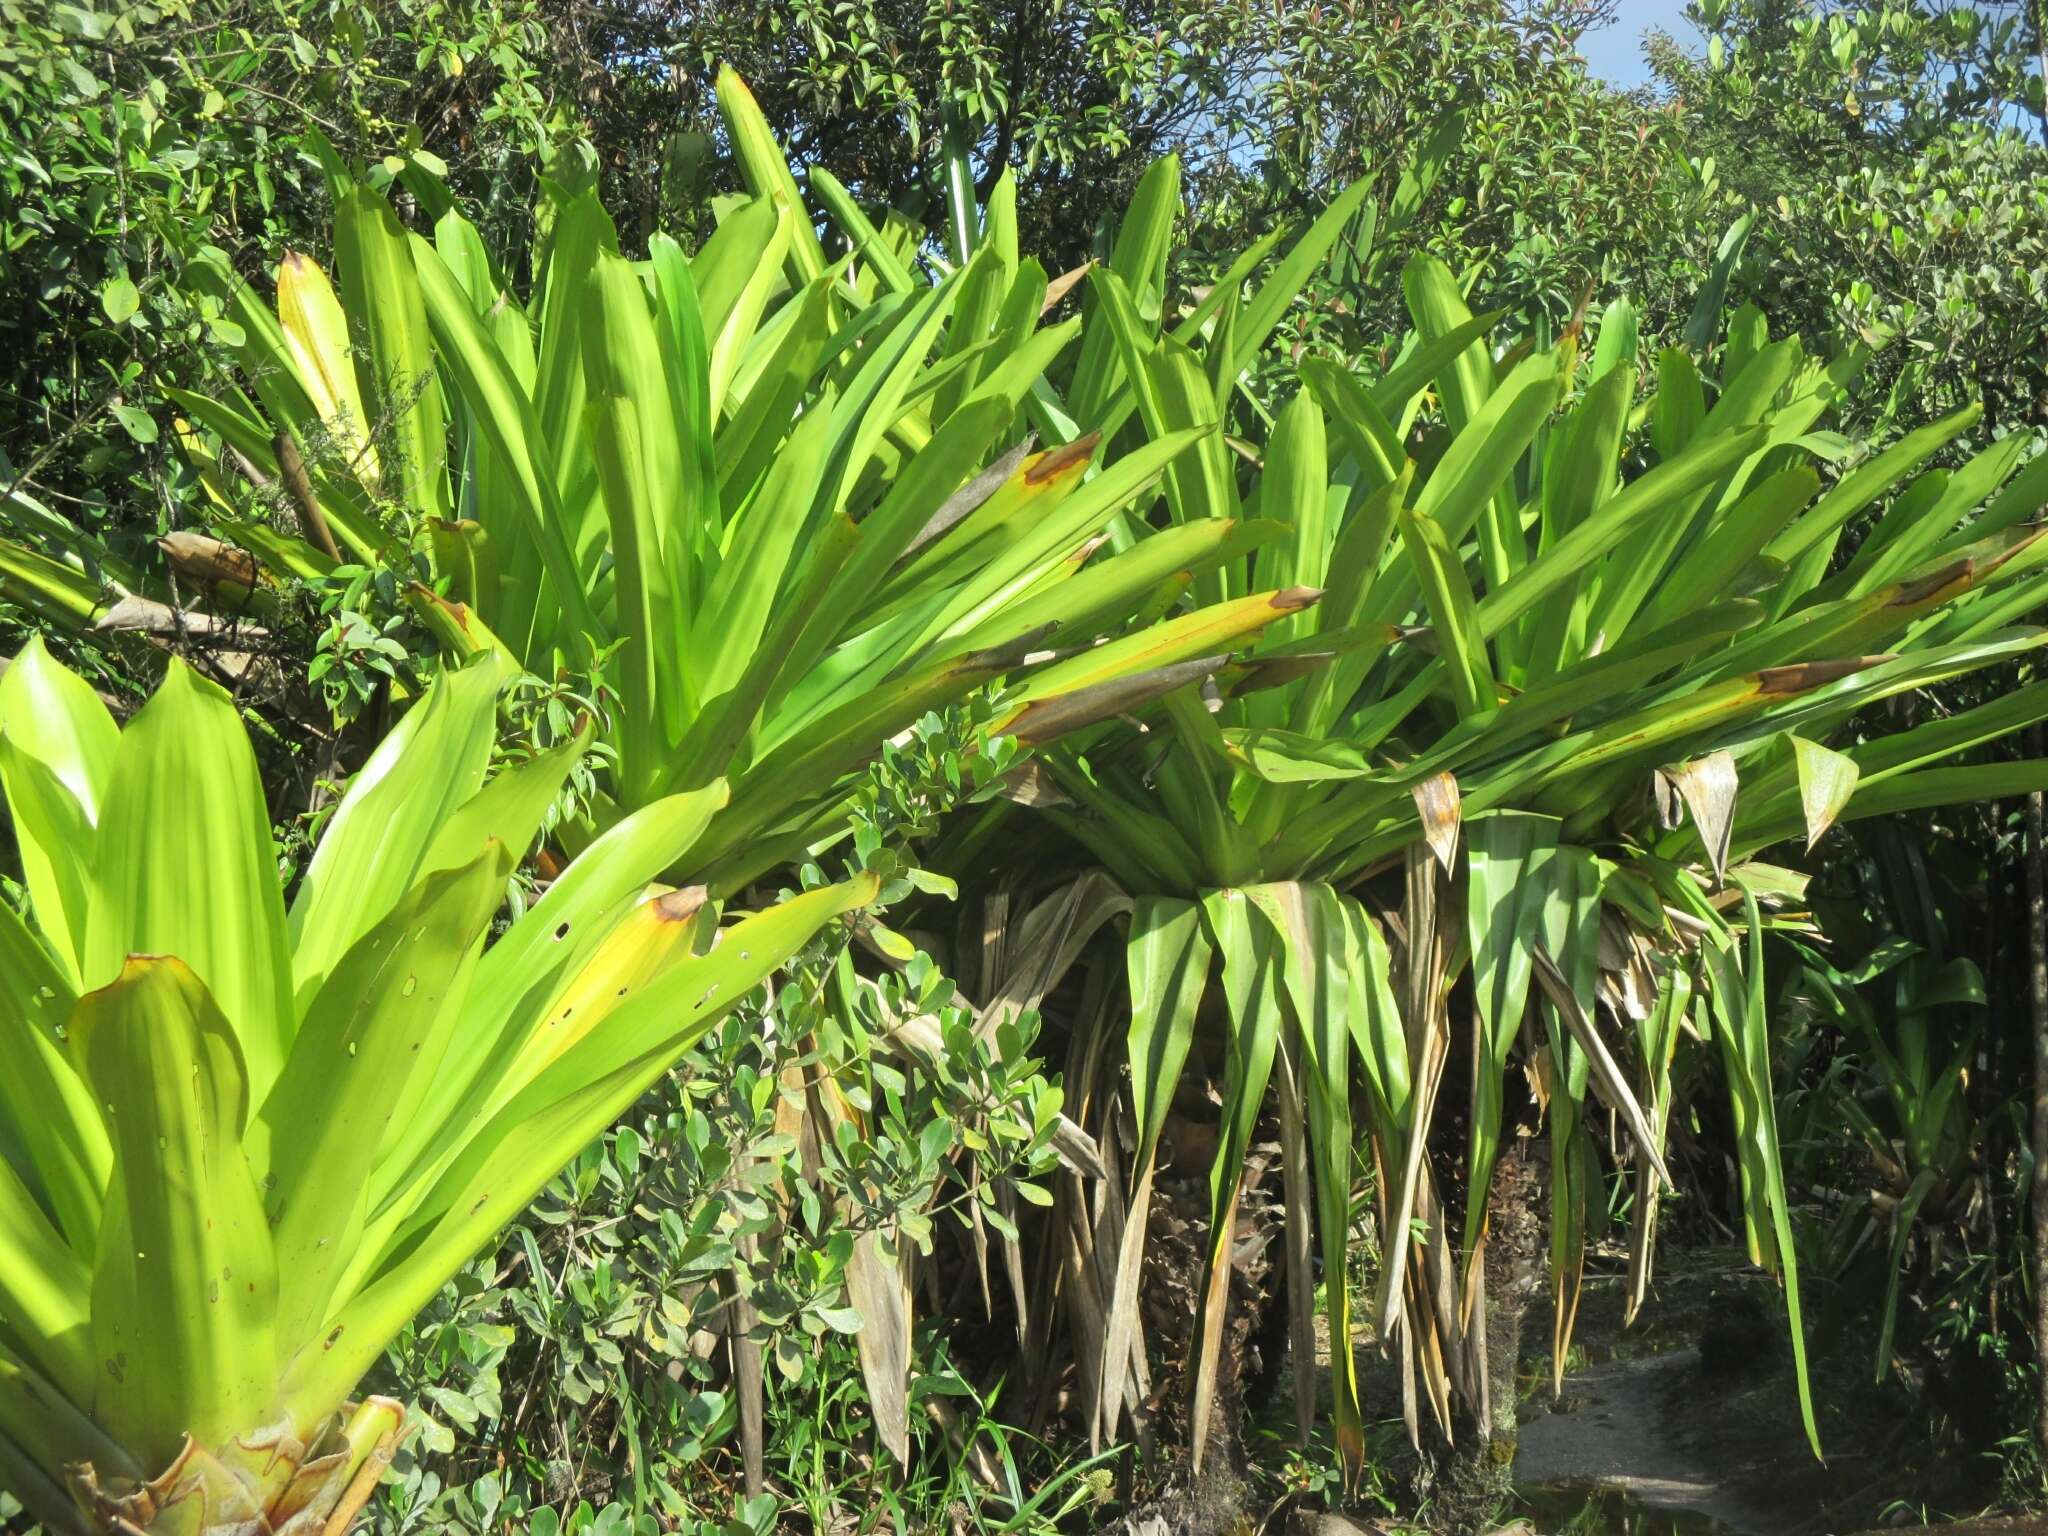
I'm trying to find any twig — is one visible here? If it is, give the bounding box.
[272,431,343,562]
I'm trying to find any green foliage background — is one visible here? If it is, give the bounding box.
[1,1,2046,1530]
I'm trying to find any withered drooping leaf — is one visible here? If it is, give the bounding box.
[1410,770,1462,874]
[1667,749,1738,885]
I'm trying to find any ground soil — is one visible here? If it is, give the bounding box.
[1502,1247,2019,1535]
[1091,1215,2036,1536]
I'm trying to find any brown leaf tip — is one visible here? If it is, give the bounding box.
[1756,655,1892,694]
[1272,586,1324,612]
[962,621,1059,673]
[1889,559,1970,607]
[655,886,709,924]
[1026,432,1101,485]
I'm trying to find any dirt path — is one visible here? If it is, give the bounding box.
[1513,1348,1776,1534]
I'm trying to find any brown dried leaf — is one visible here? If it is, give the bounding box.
[842,1225,914,1466]
[158,531,260,590]
[1666,749,1738,885]
[994,758,1073,809]
[1411,770,1462,874]
[1530,946,1673,1191]
[1040,261,1093,314]
[1273,1027,1318,1445]
[897,438,1038,565]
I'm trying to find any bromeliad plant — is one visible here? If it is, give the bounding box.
[963,232,2048,1477]
[105,72,1324,890]
[0,637,876,1536]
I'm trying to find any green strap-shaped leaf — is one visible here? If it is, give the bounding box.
[433,205,499,311]
[74,957,277,1470]
[1399,505,1494,718]
[369,779,731,1206]
[86,660,294,1105]
[1523,363,1633,679]
[1300,355,1403,492]
[581,248,694,802]
[697,195,798,416]
[1067,156,1180,425]
[1291,466,1412,738]
[959,517,1273,661]
[0,634,116,814]
[1842,431,2032,600]
[808,168,915,295]
[1592,297,1639,376]
[0,535,108,625]
[714,642,1035,859]
[1343,900,1412,1136]
[0,738,97,990]
[1158,688,1257,889]
[1934,435,2048,557]
[1764,402,1979,570]
[676,408,842,789]
[1231,176,1374,382]
[1462,811,1560,1264]
[1258,882,1367,1483]
[817,398,1013,640]
[1702,887,1822,1459]
[0,1342,140,1510]
[1402,254,1492,432]
[289,656,502,1010]
[334,181,447,520]
[818,270,967,528]
[907,428,1213,650]
[0,902,103,1253]
[1409,345,1566,553]
[715,67,828,287]
[286,873,877,1434]
[530,183,613,499]
[1125,898,1211,1172]
[1634,466,1819,636]
[1188,888,1283,1474]
[1534,848,1601,1387]
[254,844,513,1347]
[0,1151,92,1402]
[410,230,603,646]
[1043,761,1206,897]
[936,226,1014,425]
[649,232,720,602]
[1733,759,2048,855]
[419,718,590,879]
[1682,212,1753,356]
[993,586,1320,726]
[0,635,118,980]
[1254,388,1330,620]
[713,273,834,510]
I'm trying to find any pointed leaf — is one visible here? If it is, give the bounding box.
[74,957,277,1469]
[87,660,294,1103]
[1791,735,1859,851]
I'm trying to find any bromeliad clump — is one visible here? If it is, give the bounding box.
[0,640,874,1534]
